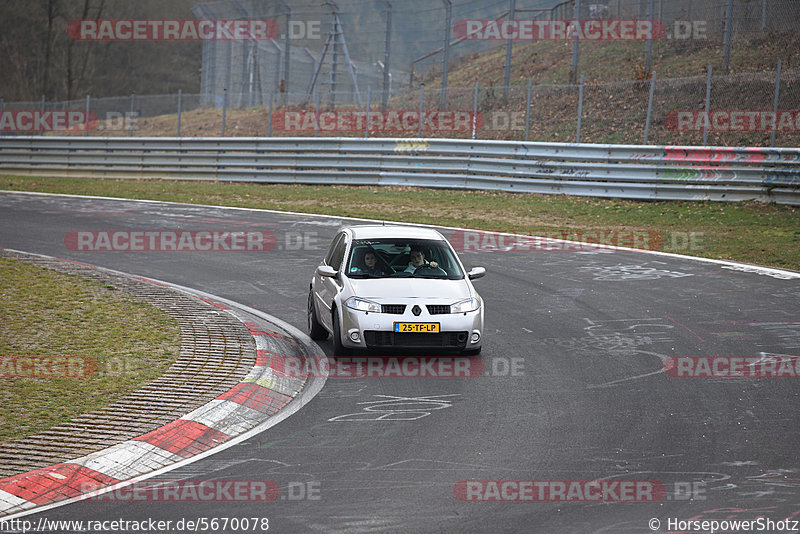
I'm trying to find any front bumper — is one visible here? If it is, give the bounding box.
[340,304,483,351]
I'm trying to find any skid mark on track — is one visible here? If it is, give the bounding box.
[328,394,460,422]
[579,264,693,281]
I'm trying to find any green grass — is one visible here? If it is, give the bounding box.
[3,175,799,271]
[0,257,181,443]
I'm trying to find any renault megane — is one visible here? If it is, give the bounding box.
[308,225,485,356]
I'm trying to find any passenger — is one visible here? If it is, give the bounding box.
[363,250,386,276]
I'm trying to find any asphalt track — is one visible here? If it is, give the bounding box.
[1,191,799,534]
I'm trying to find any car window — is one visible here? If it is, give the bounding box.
[345,238,463,279]
[329,235,348,271]
[325,233,344,266]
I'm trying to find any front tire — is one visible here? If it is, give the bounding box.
[332,310,350,356]
[308,290,328,340]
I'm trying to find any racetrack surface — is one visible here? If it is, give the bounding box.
[1,191,799,533]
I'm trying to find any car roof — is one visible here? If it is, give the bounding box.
[346,225,446,241]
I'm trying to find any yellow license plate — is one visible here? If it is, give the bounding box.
[394,322,440,333]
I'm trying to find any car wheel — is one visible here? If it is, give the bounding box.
[332,310,350,356]
[463,346,482,356]
[308,290,328,340]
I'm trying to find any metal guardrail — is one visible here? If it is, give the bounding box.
[1,137,799,204]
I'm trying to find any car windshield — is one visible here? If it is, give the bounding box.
[345,238,463,280]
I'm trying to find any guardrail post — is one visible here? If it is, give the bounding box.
[177,89,182,137]
[418,83,425,138]
[703,65,712,145]
[267,92,273,138]
[84,94,90,137]
[576,74,584,143]
[221,88,227,137]
[129,92,135,137]
[770,59,782,147]
[472,81,479,140]
[525,76,533,142]
[644,70,656,144]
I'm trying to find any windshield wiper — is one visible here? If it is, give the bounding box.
[348,272,384,279]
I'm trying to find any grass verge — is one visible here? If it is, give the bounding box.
[3,175,799,271]
[0,257,181,443]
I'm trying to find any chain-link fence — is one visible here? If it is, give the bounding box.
[180,0,798,112]
[191,0,409,109]
[3,64,797,147]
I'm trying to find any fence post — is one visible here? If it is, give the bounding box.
[503,0,516,101]
[314,90,320,138]
[576,74,584,143]
[221,88,227,137]
[365,86,371,138]
[129,92,135,137]
[570,0,581,83]
[644,0,654,74]
[177,89,182,137]
[418,83,425,138]
[644,70,656,144]
[267,92,273,137]
[525,76,533,142]
[722,0,734,73]
[281,1,291,107]
[703,65,712,145]
[770,59,782,147]
[382,1,392,111]
[472,81,479,140]
[440,0,452,110]
[84,94,90,137]
[40,95,45,135]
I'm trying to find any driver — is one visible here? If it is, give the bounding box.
[404,246,439,273]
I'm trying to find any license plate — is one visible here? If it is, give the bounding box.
[394,322,440,333]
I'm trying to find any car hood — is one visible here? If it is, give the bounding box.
[347,277,473,301]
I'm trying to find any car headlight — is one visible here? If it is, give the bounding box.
[345,296,381,313]
[450,298,480,313]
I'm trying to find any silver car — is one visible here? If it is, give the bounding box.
[308,225,485,356]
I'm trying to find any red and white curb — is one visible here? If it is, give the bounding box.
[0,259,326,518]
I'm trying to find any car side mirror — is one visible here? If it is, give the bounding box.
[468,267,486,280]
[316,265,338,278]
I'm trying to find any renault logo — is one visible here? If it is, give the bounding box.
[412,305,421,316]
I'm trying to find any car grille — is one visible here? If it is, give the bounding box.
[364,331,468,349]
[426,305,450,315]
[381,304,406,314]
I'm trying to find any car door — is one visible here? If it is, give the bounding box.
[317,232,348,331]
